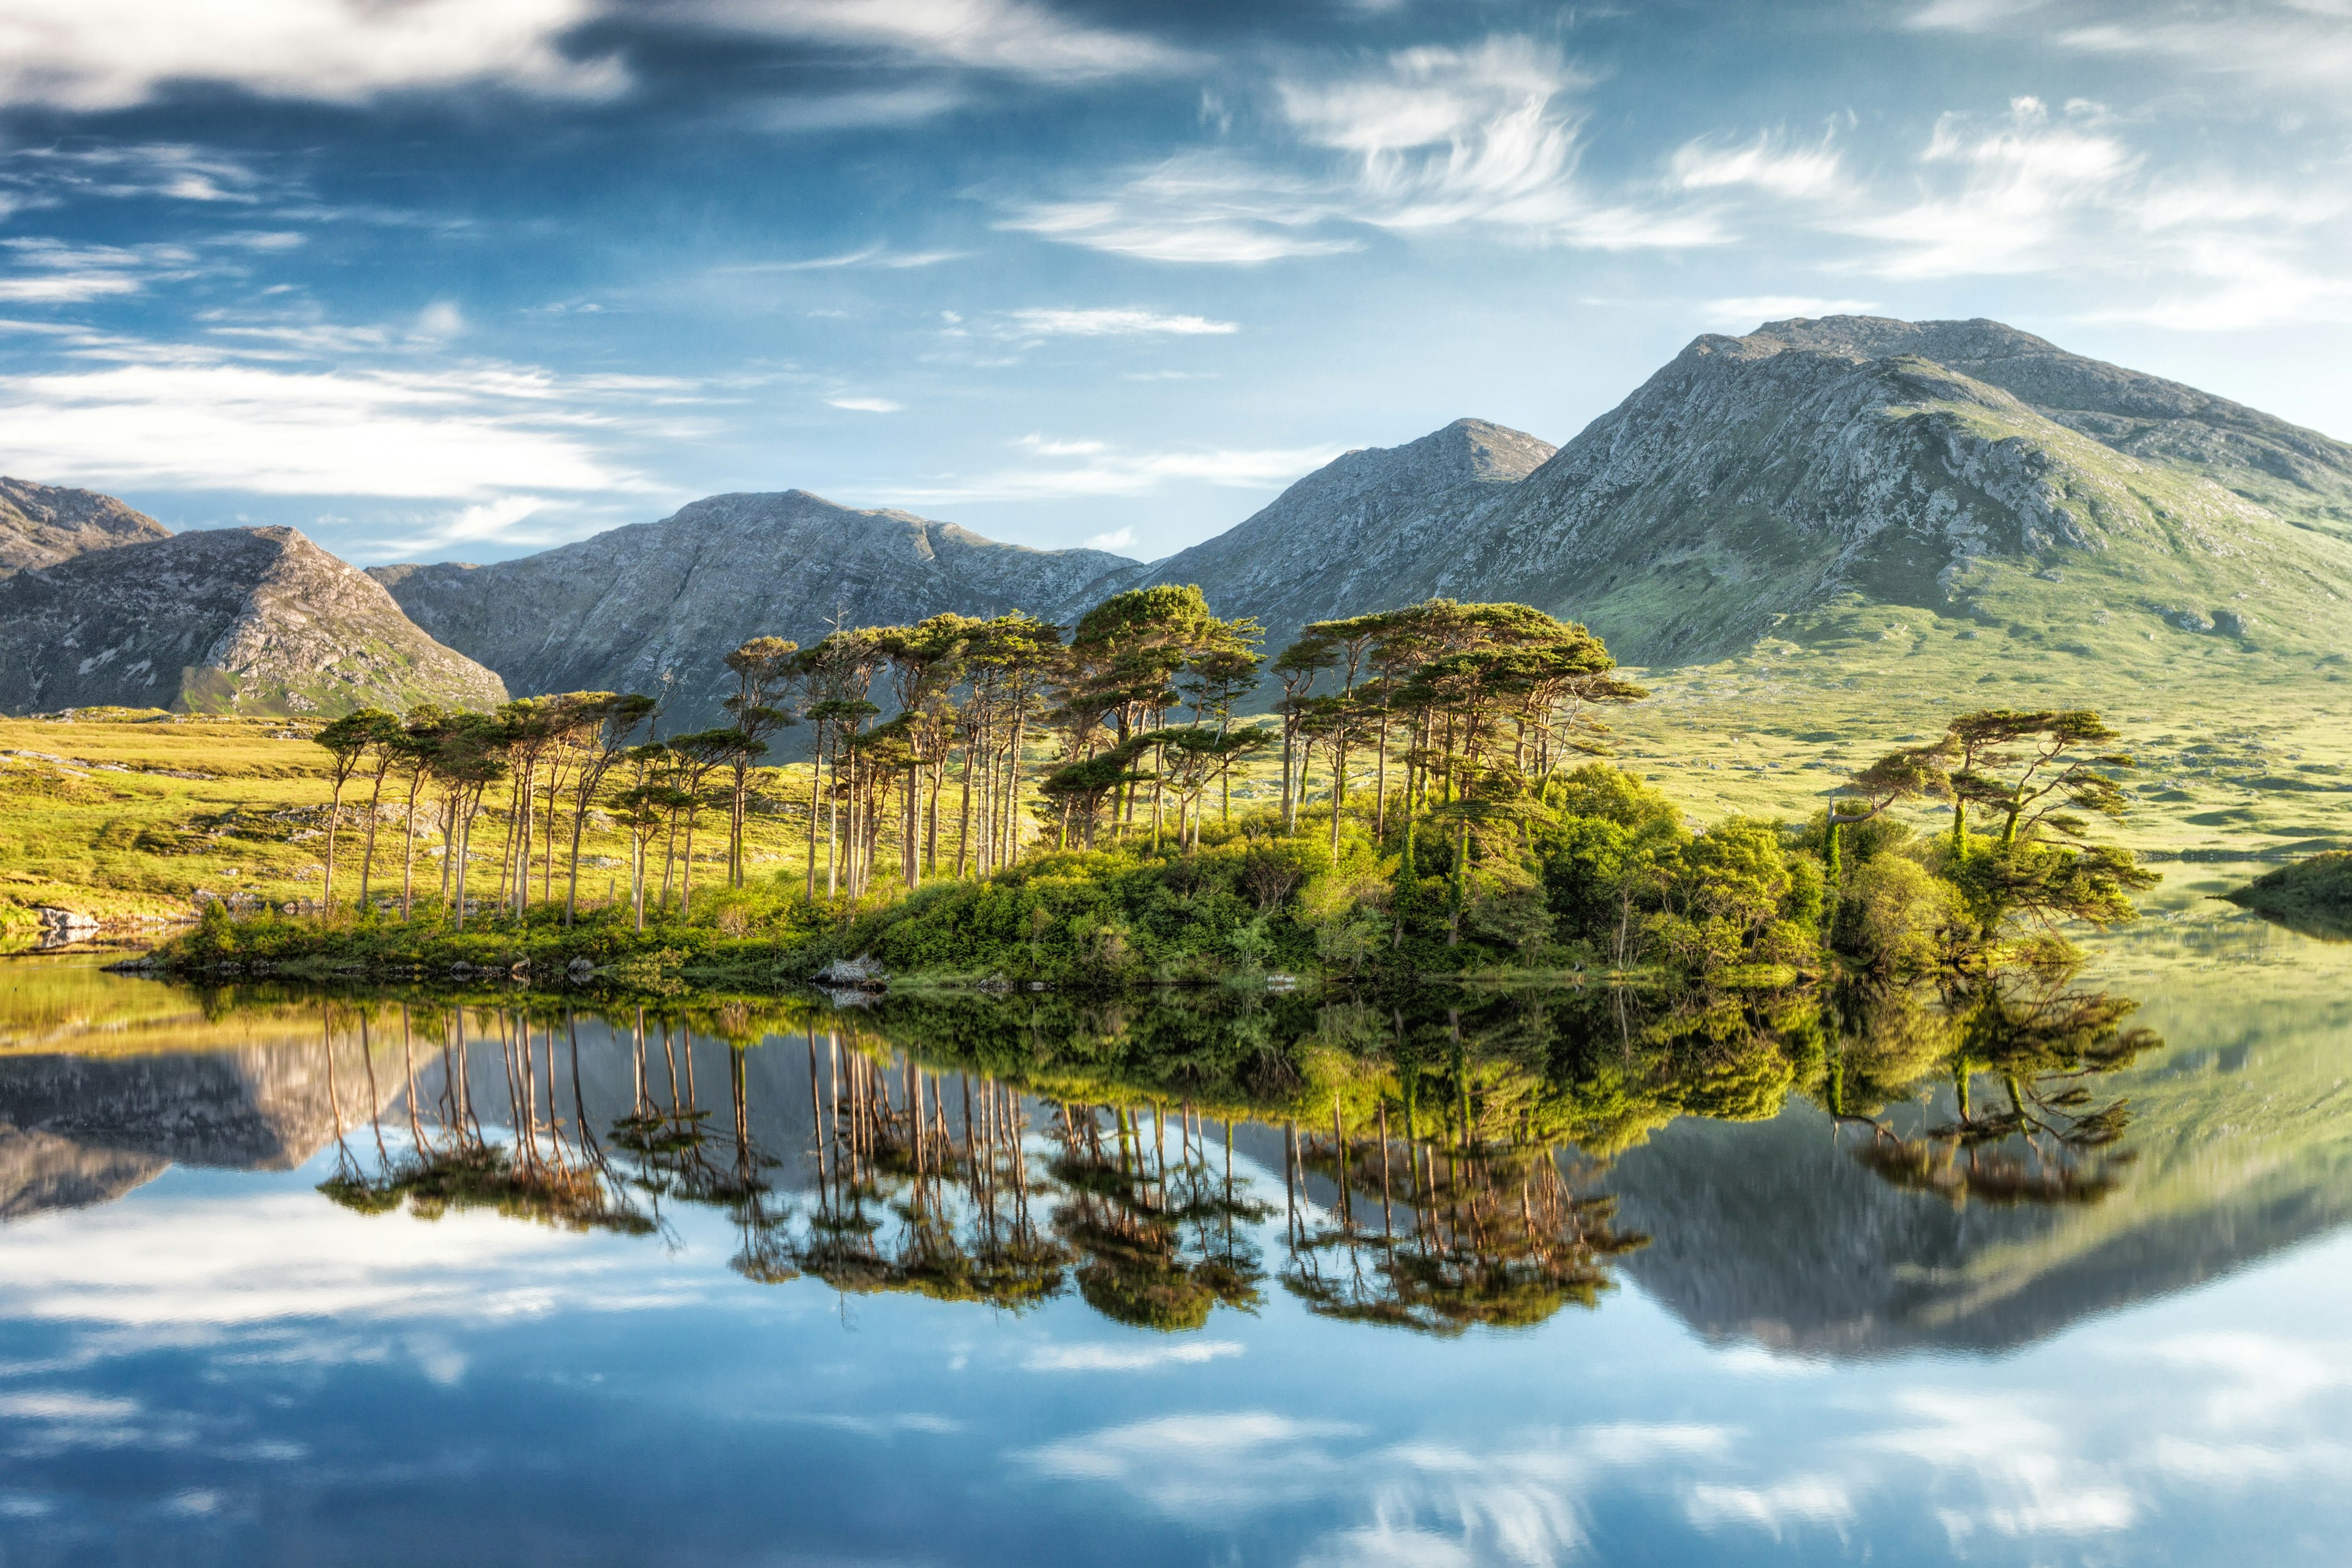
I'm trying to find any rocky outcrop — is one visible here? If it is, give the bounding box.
[371,489,1137,731]
[0,525,508,717]
[0,475,171,577]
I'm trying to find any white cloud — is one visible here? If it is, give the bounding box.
[377,494,559,557]
[1022,1338,1242,1371]
[826,394,904,412]
[1024,1412,1366,1511]
[1867,1387,2138,1540]
[669,0,1186,80]
[0,1190,691,1326]
[0,238,198,303]
[1002,154,1371,263]
[0,0,623,111]
[415,300,466,339]
[1017,434,1107,455]
[0,143,264,207]
[0,272,145,303]
[734,245,967,271]
[1006,306,1238,337]
[1671,130,1845,200]
[1004,35,1725,263]
[0,356,649,499]
[1839,97,2138,277]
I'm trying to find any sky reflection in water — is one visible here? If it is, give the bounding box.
[2,885,2351,1565]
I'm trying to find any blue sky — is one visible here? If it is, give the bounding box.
[3,0,2349,567]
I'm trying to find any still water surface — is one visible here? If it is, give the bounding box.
[3,866,2350,1566]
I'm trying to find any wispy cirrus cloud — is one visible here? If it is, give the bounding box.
[0,143,266,217]
[1003,34,1727,264]
[1701,295,1880,330]
[826,393,904,412]
[1670,127,1847,200]
[0,238,198,303]
[729,245,968,272]
[1838,96,2139,278]
[1022,1339,1243,1371]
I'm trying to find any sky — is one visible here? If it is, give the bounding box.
[3,0,2350,568]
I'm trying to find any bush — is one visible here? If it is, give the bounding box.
[1834,854,1966,975]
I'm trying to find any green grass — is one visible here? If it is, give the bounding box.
[0,711,837,937]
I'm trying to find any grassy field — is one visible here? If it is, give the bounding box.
[1606,620,2352,863]
[0,709,829,944]
[6,631,2348,949]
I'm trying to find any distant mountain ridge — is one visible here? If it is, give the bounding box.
[370,489,1136,729]
[0,526,507,718]
[363,316,2352,716]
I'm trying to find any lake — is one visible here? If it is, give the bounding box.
[2,863,2349,1566]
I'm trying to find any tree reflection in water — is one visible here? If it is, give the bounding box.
[1831,976,2158,1207]
[299,968,2162,1335]
[1050,1099,1270,1330]
[318,1001,654,1236]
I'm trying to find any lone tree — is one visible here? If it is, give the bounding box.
[1944,709,2133,853]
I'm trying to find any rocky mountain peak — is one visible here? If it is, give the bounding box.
[0,523,507,717]
[0,475,172,577]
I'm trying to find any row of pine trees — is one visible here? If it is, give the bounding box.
[308,586,1644,932]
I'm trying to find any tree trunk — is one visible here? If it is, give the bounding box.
[805,725,824,903]
[401,772,421,922]
[355,767,387,910]
[1330,741,1346,858]
[954,742,973,879]
[1006,707,1028,867]
[322,776,347,910]
[1280,716,1295,834]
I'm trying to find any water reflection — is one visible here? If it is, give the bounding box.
[0,971,2207,1349]
[1833,979,2155,1209]
[9,918,2352,1567]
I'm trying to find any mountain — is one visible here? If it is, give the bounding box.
[1151,317,2352,673]
[1135,417,1555,652]
[371,489,1136,731]
[0,475,171,577]
[0,525,508,718]
[373,317,2352,738]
